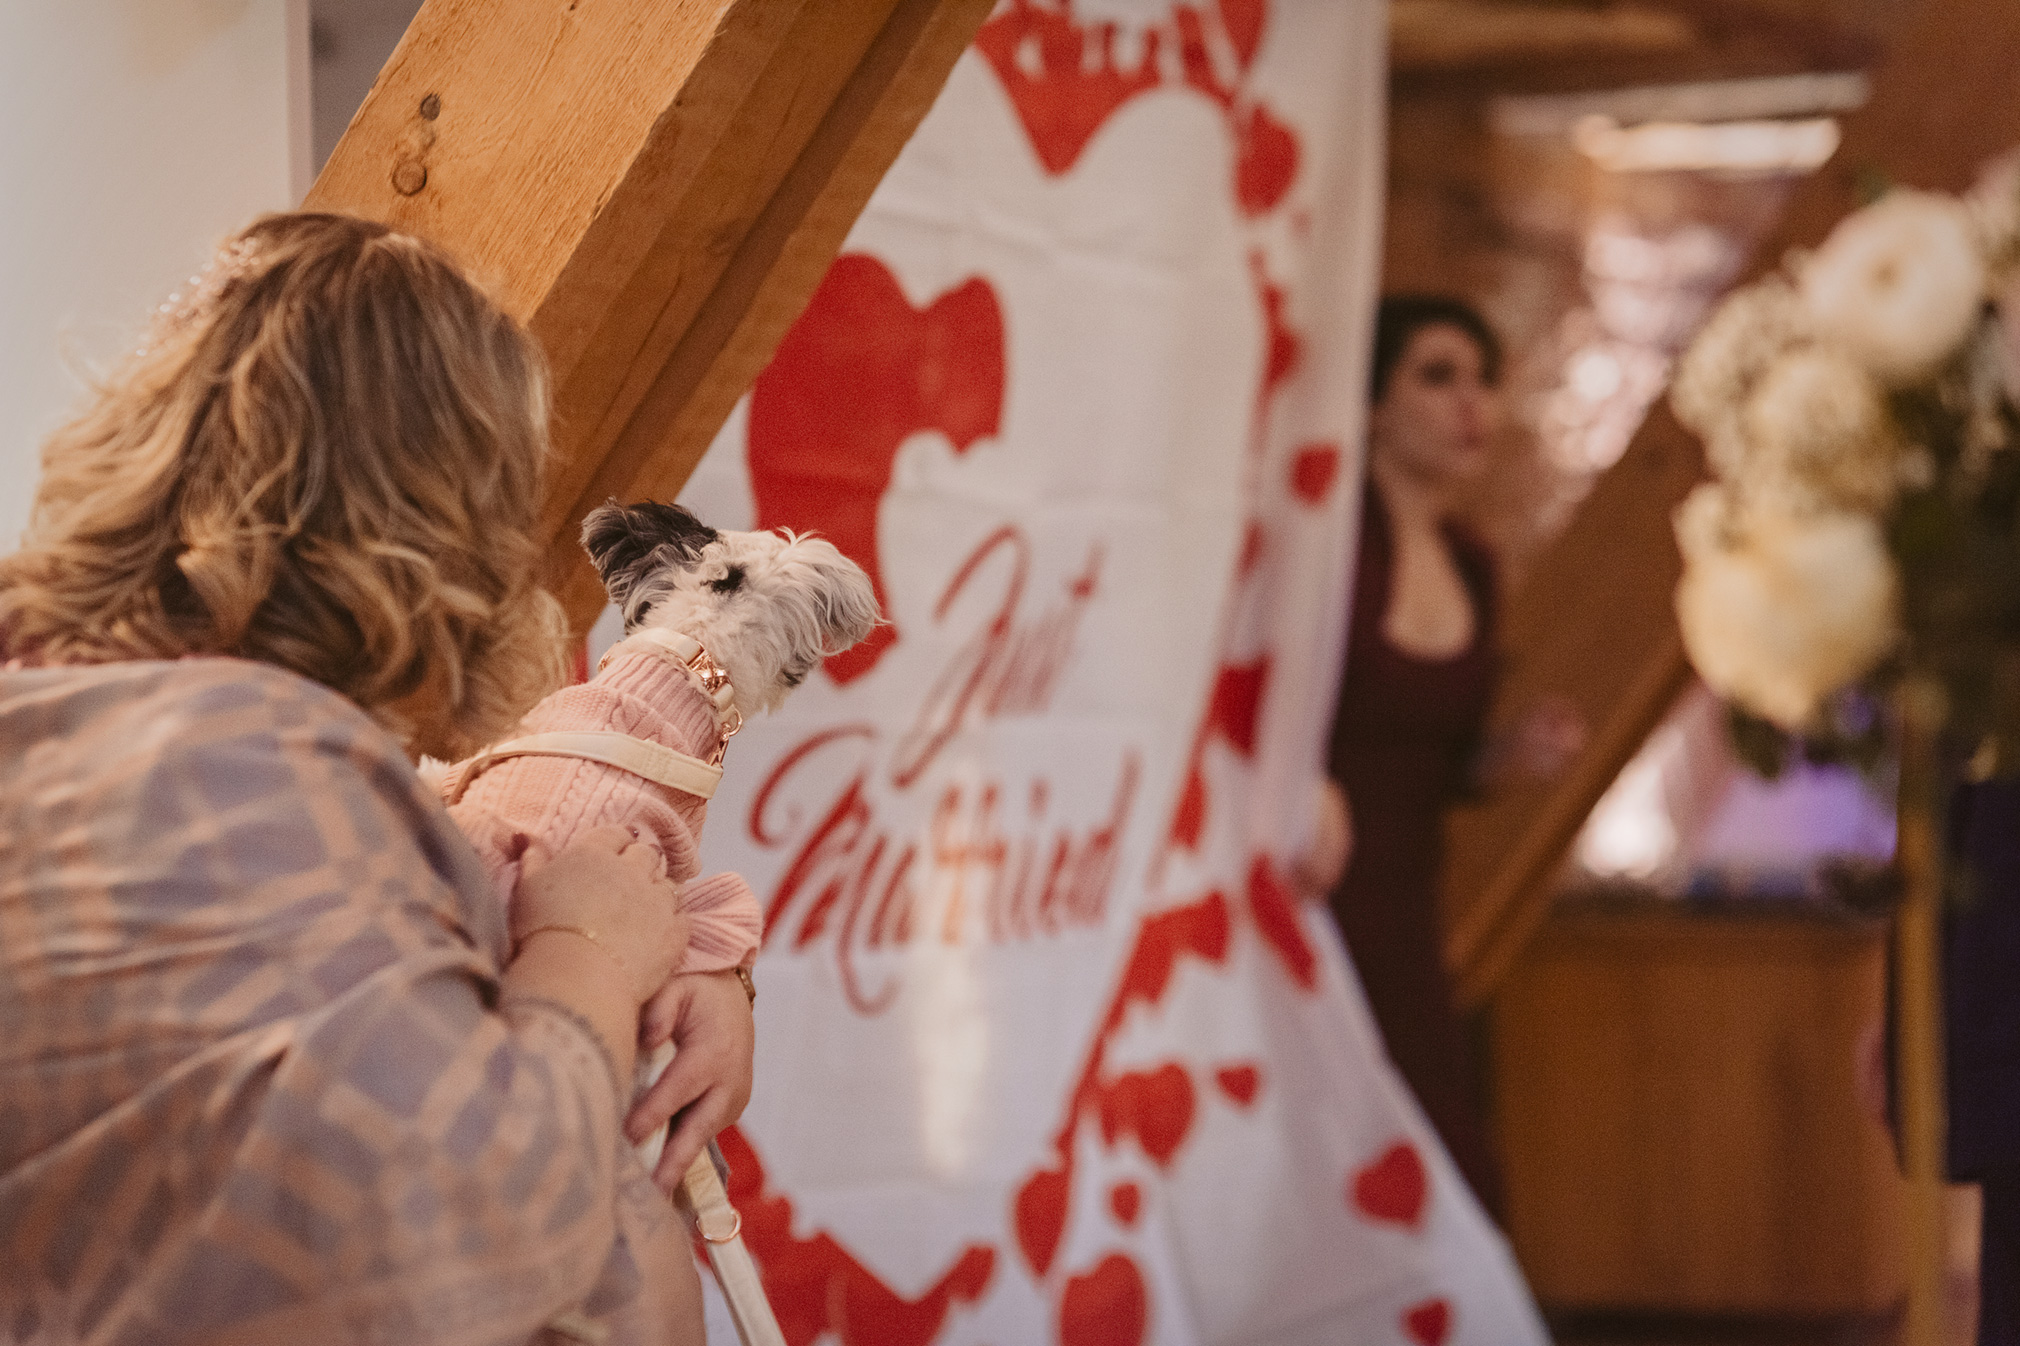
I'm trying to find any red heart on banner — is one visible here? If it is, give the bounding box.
[1059,1252,1149,1346]
[1350,1141,1428,1230]
[1214,1063,1261,1107]
[1403,1297,1453,1346]
[748,254,1006,686]
[1288,441,1341,504]
[1016,1166,1071,1275]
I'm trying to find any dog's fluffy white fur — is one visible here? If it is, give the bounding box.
[581,501,881,717]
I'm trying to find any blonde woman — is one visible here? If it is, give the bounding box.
[0,214,719,1344]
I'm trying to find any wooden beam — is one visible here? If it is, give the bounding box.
[1442,0,2020,1009]
[1391,0,1888,96]
[1390,0,1698,73]
[305,0,996,632]
[1442,407,1702,1009]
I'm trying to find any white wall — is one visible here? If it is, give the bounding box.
[0,0,307,547]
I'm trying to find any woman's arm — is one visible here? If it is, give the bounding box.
[502,825,690,1086]
[55,676,711,1345]
[620,870,761,1193]
[245,776,703,1342]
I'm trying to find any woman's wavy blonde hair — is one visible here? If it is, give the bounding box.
[0,212,568,760]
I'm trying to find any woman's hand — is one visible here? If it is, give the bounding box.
[512,826,689,1004]
[1510,694,1587,782]
[503,826,688,1087]
[627,969,756,1194]
[1474,694,1589,793]
[1292,778,1354,897]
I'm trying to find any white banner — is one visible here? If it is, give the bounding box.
[674,3,1548,1342]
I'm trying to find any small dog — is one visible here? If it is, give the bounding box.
[442,500,879,1163]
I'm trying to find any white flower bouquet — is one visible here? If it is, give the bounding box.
[1667,151,2020,1346]
[1670,157,2020,769]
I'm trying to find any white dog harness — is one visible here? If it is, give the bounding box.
[444,629,743,805]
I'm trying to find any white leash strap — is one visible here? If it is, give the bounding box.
[680,1146,788,1346]
[543,1139,784,1346]
[446,730,722,804]
[633,1051,786,1346]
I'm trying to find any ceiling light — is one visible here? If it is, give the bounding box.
[1572,115,1842,174]
[1492,72,1869,139]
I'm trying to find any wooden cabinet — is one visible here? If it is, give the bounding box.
[1493,900,1907,1315]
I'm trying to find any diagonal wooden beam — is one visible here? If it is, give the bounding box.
[305,0,995,631]
[1442,0,2020,1010]
[1441,406,1701,1009]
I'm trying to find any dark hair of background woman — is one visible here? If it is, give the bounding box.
[1369,294,1503,404]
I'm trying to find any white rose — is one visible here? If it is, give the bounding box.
[1800,190,1986,385]
[1674,499,1900,729]
[1738,346,1900,511]
[1671,277,1807,441]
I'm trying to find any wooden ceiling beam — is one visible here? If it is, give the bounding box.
[1391,0,1888,96]
[1391,1,1699,75]
[1442,0,2020,1008]
[305,0,995,631]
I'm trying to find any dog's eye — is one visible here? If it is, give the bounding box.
[783,662,810,687]
[710,564,746,594]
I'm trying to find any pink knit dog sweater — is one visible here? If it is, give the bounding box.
[445,641,762,975]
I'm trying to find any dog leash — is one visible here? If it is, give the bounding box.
[682,1143,787,1346]
[627,1053,783,1346]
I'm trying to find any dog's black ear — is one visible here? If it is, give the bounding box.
[580,500,719,613]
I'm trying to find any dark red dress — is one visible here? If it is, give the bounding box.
[1327,487,1503,1216]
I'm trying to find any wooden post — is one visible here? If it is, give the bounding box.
[304,0,996,632]
[1893,676,1949,1346]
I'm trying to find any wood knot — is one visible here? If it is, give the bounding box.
[419,92,441,121]
[391,160,428,196]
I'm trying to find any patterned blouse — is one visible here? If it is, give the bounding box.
[0,659,701,1345]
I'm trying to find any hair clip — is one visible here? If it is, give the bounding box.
[133,234,265,359]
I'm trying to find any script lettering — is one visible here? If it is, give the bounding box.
[752,528,1136,1014]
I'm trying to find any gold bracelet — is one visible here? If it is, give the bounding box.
[734,964,756,1006]
[517,923,630,984]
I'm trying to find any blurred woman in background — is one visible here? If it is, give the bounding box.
[1311,295,1580,1220]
